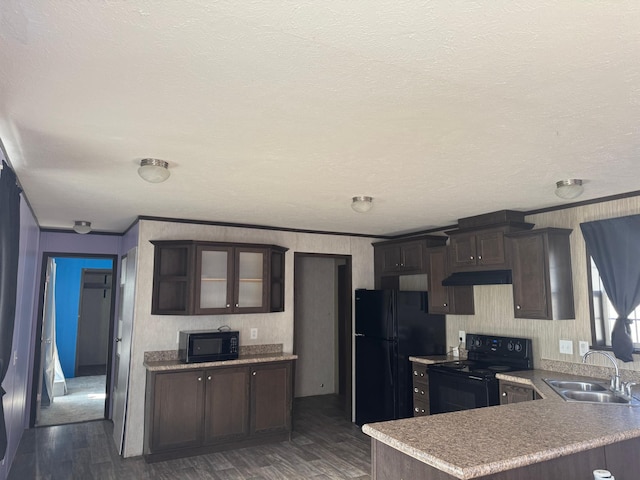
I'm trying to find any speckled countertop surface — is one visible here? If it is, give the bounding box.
[144,344,297,371]
[362,369,640,479]
[409,354,459,365]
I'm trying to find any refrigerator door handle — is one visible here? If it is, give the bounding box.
[387,341,395,387]
[354,333,364,337]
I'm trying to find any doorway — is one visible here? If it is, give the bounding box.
[31,253,117,427]
[293,253,352,419]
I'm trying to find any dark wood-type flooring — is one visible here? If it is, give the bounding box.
[8,394,371,479]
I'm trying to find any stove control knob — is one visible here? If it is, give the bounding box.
[514,342,523,352]
[473,338,482,348]
[507,341,514,351]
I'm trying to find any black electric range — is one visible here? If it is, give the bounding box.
[428,333,533,414]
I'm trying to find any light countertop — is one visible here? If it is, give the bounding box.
[362,369,640,479]
[144,352,297,371]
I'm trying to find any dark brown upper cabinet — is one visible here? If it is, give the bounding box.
[447,225,534,272]
[427,246,474,315]
[373,235,447,289]
[445,210,534,273]
[151,240,288,315]
[506,228,575,320]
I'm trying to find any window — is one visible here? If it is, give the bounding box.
[589,256,640,350]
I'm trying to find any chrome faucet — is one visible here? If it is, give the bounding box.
[582,350,622,393]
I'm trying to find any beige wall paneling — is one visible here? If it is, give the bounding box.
[123,219,375,457]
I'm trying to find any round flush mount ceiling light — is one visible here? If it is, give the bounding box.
[555,179,584,200]
[73,220,92,234]
[138,158,170,183]
[351,196,374,213]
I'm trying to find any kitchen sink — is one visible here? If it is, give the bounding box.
[545,380,607,392]
[561,390,629,404]
[543,378,639,406]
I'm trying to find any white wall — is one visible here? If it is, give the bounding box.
[445,196,640,373]
[123,219,375,457]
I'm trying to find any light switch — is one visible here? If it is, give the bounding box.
[579,341,590,356]
[559,339,573,355]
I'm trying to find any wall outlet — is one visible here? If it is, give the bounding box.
[176,331,180,343]
[458,330,466,346]
[250,328,258,340]
[559,339,574,355]
[579,341,590,356]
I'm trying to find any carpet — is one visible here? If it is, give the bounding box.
[38,375,106,426]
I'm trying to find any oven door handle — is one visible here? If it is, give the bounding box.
[468,375,486,381]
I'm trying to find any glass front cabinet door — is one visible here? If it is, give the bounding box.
[151,240,287,315]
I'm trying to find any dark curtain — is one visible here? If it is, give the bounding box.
[0,161,20,459]
[580,215,640,362]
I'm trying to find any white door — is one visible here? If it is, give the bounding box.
[112,247,137,454]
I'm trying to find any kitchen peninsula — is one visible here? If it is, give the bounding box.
[363,370,640,479]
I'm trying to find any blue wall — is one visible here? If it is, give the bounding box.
[54,257,113,378]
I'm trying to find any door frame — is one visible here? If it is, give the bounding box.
[293,252,352,418]
[30,252,118,427]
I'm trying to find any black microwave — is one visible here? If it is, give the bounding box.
[178,330,239,363]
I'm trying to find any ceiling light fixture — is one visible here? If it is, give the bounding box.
[138,158,170,183]
[73,220,92,234]
[555,179,584,200]
[351,196,373,213]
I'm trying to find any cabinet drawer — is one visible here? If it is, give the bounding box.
[413,398,429,416]
[412,364,428,381]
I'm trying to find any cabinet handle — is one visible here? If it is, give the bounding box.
[502,392,507,396]
[207,376,211,380]
[235,303,239,307]
[516,305,521,310]
[197,377,202,381]
[470,256,474,260]
[443,303,447,307]
[252,371,257,376]
[414,387,419,393]
[478,255,482,260]
[414,407,419,412]
[226,304,230,308]
[413,370,418,376]
[420,372,425,377]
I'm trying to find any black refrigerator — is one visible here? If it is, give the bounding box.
[355,289,446,426]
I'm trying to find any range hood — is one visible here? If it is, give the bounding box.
[441,270,512,286]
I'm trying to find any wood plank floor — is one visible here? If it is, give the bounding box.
[8,395,371,479]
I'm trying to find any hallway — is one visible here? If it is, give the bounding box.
[38,375,106,427]
[8,395,371,479]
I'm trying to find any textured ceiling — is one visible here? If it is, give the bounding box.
[1,1,639,236]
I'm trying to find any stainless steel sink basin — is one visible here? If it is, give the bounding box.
[543,378,638,405]
[562,390,629,404]
[546,380,607,392]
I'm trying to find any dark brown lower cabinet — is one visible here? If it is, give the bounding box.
[205,366,250,443]
[145,360,293,461]
[371,437,640,479]
[251,362,292,434]
[412,362,430,416]
[148,369,204,452]
[499,380,539,405]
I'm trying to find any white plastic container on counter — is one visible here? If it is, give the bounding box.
[593,469,614,479]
